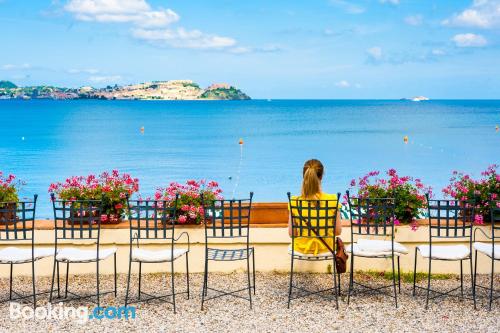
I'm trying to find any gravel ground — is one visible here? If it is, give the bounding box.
[0,271,498,333]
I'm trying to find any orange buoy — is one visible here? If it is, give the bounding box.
[239,138,244,145]
[403,135,409,144]
[496,125,499,132]
[140,126,144,134]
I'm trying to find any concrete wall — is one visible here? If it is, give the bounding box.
[1,223,498,277]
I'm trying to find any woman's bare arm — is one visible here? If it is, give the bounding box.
[335,210,343,236]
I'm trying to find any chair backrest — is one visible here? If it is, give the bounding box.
[287,192,340,239]
[0,195,37,241]
[346,190,396,237]
[202,192,253,239]
[126,196,178,241]
[490,201,500,240]
[426,196,474,239]
[51,193,103,241]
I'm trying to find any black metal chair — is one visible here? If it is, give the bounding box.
[0,195,52,308]
[50,194,117,307]
[125,196,190,313]
[346,191,406,308]
[201,192,254,309]
[473,201,499,310]
[412,195,476,309]
[287,192,342,309]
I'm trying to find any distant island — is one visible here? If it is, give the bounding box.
[0,80,250,101]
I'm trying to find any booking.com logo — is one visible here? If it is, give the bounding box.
[10,302,136,323]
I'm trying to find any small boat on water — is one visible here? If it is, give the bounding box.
[401,96,430,102]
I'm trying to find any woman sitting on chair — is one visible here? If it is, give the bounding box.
[288,159,342,255]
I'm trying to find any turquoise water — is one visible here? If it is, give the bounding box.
[1,99,499,218]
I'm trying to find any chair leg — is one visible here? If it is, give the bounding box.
[473,250,478,310]
[138,262,142,300]
[31,259,36,309]
[460,260,465,297]
[65,262,70,298]
[49,259,56,302]
[489,256,495,311]
[347,254,354,305]
[114,253,117,297]
[171,260,176,314]
[185,253,190,300]
[287,255,294,309]
[96,260,100,308]
[412,250,418,296]
[470,256,476,310]
[124,259,132,307]
[9,263,13,301]
[252,249,256,295]
[391,255,398,308]
[201,256,208,310]
[56,261,60,298]
[246,255,253,309]
[337,272,341,296]
[332,258,339,309]
[425,257,432,309]
[397,256,401,294]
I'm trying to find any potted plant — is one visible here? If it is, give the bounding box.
[345,169,432,230]
[49,170,139,224]
[154,180,222,225]
[443,164,500,223]
[0,172,23,224]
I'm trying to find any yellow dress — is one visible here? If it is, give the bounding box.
[289,192,341,255]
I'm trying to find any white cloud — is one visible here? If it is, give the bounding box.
[380,0,400,5]
[89,75,122,83]
[132,28,236,49]
[229,44,282,54]
[431,49,446,56]
[443,0,500,29]
[68,68,100,74]
[367,46,383,60]
[64,0,240,51]
[452,33,487,47]
[329,1,365,14]
[405,14,423,26]
[1,63,31,70]
[335,80,351,88]
[65,0,179,27]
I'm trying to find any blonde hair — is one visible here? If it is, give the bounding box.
[301,159,324,199]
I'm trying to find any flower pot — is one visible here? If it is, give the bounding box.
[0,203,17,225]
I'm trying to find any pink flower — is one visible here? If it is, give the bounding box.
[114,203,123,210]
[178,215,187,223]
[474,214,484,225]
[181,205,189,212]
[393,218,400,226]
[100,214,108,222]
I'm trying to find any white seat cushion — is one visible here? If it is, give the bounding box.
[131,248,187,263]
[346,239,408,257]
[346,244,405,258]
[0,247,54,264]
[288,244,333,259]
[474,242,500,260]
[417,244,470,260]
[56,247,117,263]
[357,239,409,254]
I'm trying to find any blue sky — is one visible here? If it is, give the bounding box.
[1,0,499,98]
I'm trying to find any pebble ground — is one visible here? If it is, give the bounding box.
[0,271,498,332]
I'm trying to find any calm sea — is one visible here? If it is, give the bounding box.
[1,99,499,218]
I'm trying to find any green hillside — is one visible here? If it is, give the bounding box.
[200,87,250,100]
[0,80,17,89]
